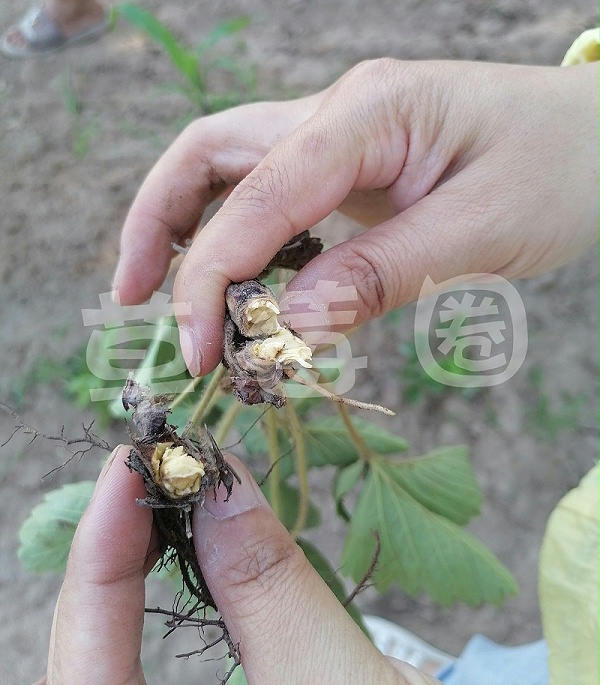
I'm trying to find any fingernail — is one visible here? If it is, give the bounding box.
[111,263,124,300]
[179,325,202,377]
[202,470,264,520]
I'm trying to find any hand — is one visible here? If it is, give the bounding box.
[113,59,599,376]
[39,447,439,685]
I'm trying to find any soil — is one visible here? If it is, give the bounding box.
[0,1,598,683]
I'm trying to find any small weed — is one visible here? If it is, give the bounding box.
[114,4,258,113]
[60,73,99,157]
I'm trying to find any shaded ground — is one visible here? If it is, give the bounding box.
[0,0,598,682]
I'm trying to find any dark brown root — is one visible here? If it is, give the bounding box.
[145,607,241,684]
[221,280,394,415]
[0,403,111,477]
[122,377,242,683]
[259,230,323,277]
[222,293,288,408]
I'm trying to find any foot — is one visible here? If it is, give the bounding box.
[3,1,106,53]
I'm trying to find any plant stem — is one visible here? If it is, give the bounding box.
[265,406,282,519]
[188,365,226,428]
[336,403,374,463]
[213,400,241,445]
[286,400,309,539]
[169,376,202,410]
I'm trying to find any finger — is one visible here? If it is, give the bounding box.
[113,99,320,306]
[46,446,153,685]
[171,126,358,373]
[283,157,540,328]
[175,164,496,377]
[193,456,436,685]
[173,77,411,373]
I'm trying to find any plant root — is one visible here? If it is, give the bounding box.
[343,531,381,607]
[0,403,111,477]
[122,376,242,682]
[222,280,394,416]
[285,371,395,416]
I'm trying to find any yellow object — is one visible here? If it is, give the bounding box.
[537,31,600,685]
[151,442,205,499]
[561,28,600,66]
[244,298,281,336]
[251,327,313,368]
[538,464,599,685]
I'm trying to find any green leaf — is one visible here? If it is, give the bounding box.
[334,460,366,501]
[261,480,320,532]
[387,445,481,525]
[341,457,517,607]
[169,393,227,434]
[333,460,365,521]
[234,405,269,456]
[291,394,325,416]
[168,405,194,432]
[116,4,201,88]
[302,416,409,469]
[18,481,95,573]
[197,16,251,53]
[234,406,294,465]
[297,538,368,635]
[386,308,404,326]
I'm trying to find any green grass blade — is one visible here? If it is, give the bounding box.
[116,3,202,89]
[197,16,251,53]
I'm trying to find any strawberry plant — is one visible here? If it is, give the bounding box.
[15,257,517,682]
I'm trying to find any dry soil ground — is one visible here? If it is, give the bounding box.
[0,0,598,683]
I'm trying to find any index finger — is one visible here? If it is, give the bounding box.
[113,114,266,306]
[113,94,330,306]
[173,108,371,375]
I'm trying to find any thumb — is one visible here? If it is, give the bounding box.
[192,456,433,685]
[46,446,155,685]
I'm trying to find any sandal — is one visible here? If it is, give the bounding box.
[0,6,111,59]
